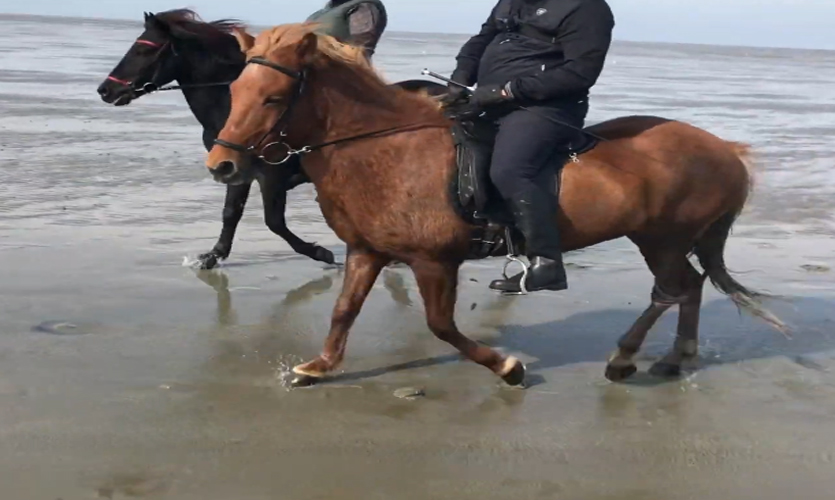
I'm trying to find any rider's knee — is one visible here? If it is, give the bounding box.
[489,162,516,190]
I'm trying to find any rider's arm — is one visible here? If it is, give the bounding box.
[508,0,614,102]
[347,3,385,57]
[453,7,500,85]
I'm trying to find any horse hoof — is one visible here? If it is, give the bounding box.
[649,361,682,378]
[290,374,322,388]
[605,363,637,382]
[197,253,219,270]
[499,357,527,387]
[313,247,336,265]
[291,362,326,388]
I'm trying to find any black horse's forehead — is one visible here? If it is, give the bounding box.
[139,29,167,45]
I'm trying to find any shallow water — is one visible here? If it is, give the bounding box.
[1,13,835,500]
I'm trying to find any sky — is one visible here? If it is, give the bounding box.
[3,0,833,50]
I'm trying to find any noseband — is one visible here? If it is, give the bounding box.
[213,57,306,165]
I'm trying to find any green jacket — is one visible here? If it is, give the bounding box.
[306,0,387,55]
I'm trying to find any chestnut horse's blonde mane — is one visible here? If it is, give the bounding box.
[255,23,440,107]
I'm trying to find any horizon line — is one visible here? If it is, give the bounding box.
[1,11,832,53]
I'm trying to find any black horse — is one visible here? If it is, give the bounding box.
[97,9,445,269]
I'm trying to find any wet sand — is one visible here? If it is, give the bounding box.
[2,230,835,499]
[2,13,835,500]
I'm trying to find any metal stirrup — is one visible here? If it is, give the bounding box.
[501,227,529,295]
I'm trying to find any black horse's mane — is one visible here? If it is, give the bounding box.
[146,9,245,66]
[149,9,242,42]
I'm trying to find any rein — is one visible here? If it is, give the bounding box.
[151,80,234,92]
[216,122,448,165]
[213,56,447,165]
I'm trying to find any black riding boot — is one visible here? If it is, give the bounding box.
[489,185,567,293]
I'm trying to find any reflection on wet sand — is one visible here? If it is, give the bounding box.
[194,269,236,326]
[188,254,835,391]
[382,267,413,307]
[184,267,536,417]
[191,269,337,390]
[189,266,435,393]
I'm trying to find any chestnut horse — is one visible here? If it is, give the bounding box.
[206,24,784,387]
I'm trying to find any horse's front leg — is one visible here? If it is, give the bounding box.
[411,259,526,386]
[258,170,336,265]
[284,170,311,191]
[197,182,251,270]
[292,249,389,385]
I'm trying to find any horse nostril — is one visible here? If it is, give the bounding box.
[214,160,236,178]
[97,85,109,97]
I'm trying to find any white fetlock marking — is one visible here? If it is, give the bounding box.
[294,352,338,378]
[607,350,633,367]
[500,356,521,376]
[292,364,325,378]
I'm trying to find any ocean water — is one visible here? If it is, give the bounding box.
[1,13,834,238]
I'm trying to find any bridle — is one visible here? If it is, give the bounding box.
[213,57,307,165]
[212,56,448,166]
[106,38,235,96]
[106,38,174,95]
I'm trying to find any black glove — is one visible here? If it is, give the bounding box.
[472,83,512,109]
[441,68,472,105]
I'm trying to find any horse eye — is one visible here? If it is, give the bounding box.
[135,45,156,55]
[264,96,283,106]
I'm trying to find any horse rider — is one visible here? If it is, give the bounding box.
[445,0,615,294]
[279,1,387,186]
[306,0,388,60]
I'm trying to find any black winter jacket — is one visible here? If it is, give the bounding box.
[454,0,614,105]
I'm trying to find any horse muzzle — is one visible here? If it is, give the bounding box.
[97,80,134,106]
[207,159,235,183]
[206,156,252,185]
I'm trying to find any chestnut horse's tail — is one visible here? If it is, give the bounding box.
[728,141,757,194]
[692,142,788,335]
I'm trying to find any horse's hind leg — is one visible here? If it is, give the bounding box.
[411,260,526,386]
[291,249,388,385]
[605,298,673,381]
[605,243,690,381]
[649,261,706,378]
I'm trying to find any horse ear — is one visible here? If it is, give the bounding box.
[144,13,168,33]
[297,32,318,64]
[231,27,255,53]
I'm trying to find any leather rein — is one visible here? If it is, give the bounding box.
[212,56,447,165]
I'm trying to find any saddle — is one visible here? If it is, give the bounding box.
[447,113,599,260]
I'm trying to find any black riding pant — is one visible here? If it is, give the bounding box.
[489,103,587,200]
[489,102,588,257]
